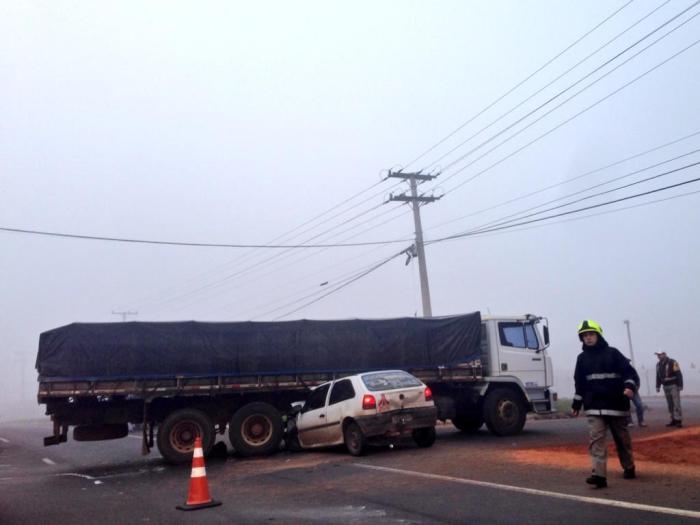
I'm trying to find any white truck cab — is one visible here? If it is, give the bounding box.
[429,314,555,436]
[480,314,554,415]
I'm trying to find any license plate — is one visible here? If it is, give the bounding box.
[392,414,413,424]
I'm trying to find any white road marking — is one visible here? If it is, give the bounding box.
[56,473,97,481]
[42,458,56,466]
[0,437,10,444]
[353,464,700,520]
[127,435,142,440]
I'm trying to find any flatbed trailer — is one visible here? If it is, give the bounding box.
[38,365,482,463]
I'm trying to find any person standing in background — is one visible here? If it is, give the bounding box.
[627,362,646,427]
[655,351,683,428]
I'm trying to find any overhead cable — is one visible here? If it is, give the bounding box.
[402,0,634,170]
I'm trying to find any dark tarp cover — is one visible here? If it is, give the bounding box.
[36,313,482,380]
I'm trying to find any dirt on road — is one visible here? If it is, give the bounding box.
[509,425,700,478]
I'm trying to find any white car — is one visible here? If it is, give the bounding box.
[289,370,437,456]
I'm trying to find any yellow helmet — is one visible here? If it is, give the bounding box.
[577,319,603,339]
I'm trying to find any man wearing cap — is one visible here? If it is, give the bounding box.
[655,351,683,427]
[571,320,637,489]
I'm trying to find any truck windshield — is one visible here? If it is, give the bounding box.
[361,371,422,392]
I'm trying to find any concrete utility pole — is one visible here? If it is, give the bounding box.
[387,170,441,318]
[623,319,636,368]
[112,310,138,322]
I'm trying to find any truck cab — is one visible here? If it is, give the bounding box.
[429,314,555,437]
[481,314,555,415]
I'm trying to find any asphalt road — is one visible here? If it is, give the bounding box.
[0,397,698,524]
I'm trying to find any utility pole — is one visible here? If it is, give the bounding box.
[112,310,138,322]
[387,170,441,317]
[623,319,636,368]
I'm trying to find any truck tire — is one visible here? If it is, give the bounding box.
[452,416,484,433]
[483,389,527,436]
[229,402,283,457]
[156,408,215,465]
[344,421,366,456]
[412,427,436,448]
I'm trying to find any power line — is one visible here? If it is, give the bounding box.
[438,31,700,198]
[256,184,700,320]
[426,130,700,232]
[0,226,411,249]
[402,0,635,170]
[429,173,700,243]
[444,150,700,235]
[249,248,403,320]
[420,0,673,173]
[151,205,411,314]
[441,187,700,242]
[433,3,700,195]
[470,159,700,231]
[271,248,408,320]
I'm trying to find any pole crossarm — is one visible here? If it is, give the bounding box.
[387,170,437,182]
[389,193,441,203]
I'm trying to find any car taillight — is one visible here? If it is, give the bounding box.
[362,394,376,410]
[424,387,433,402]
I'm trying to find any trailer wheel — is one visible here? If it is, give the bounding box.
[452,416,484,433]
[412,427,436,448]
[157,409,215,464]
[228,402,283,457]
[483,389,526,436]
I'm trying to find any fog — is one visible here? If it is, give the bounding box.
[2,1,699,421]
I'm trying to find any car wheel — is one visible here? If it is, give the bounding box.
[156,408,215,465]
[344,421,366,456]
[412,426,436,447]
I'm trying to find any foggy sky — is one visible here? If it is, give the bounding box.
[2,1,699,419]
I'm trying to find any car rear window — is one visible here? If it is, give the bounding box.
[361,371,422,392]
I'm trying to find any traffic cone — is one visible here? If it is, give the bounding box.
[176,437,222,511]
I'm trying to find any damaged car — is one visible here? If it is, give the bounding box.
[287,370,437,456]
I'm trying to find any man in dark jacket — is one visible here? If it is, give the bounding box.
[571,320,637,488]
[655,351,683,427]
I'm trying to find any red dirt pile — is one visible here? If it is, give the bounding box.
[509,426,700,478]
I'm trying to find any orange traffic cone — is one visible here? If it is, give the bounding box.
[176,437,222,511]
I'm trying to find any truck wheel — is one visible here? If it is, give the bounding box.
[412,427,436,447]
[452,416,484,433]
[344,421,366,456]
[483,389,526,436]
[156,408,215,465]
[229,402,283,457]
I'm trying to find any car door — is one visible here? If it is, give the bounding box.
[324,379,357,445]
[496,321,546,388]
[296,383,331,448]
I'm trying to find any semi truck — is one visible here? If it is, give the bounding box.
[35,312,555,464]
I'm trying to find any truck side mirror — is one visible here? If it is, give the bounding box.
[543,325,550,347]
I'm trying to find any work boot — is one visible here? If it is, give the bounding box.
[666,420,677,427]
[586,475,607,488]
[675,420,683,428]
[623,468,636,479]
[639,422,647,427]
